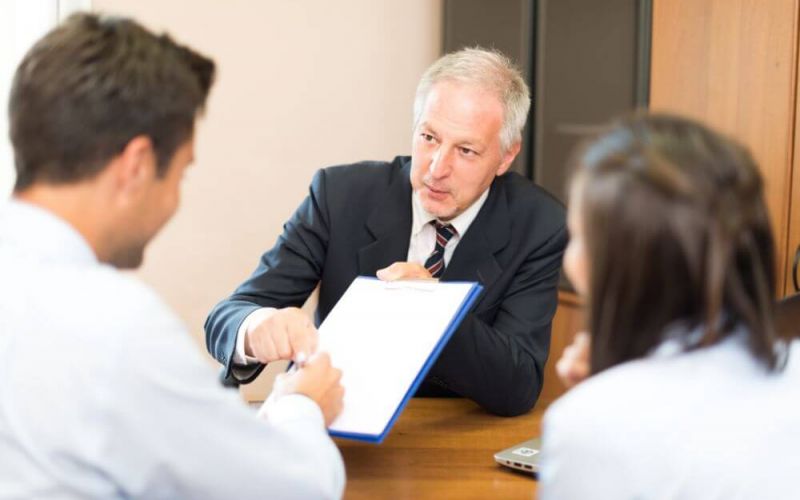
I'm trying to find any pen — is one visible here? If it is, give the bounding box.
[294,351,308,368]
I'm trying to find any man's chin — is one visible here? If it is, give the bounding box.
[107,246,145,270]
[422,200,457,221]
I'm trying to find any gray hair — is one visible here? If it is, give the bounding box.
[413,47,530,153]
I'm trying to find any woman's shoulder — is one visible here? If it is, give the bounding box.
[545,335,800,436]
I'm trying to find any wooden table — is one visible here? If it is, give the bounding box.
[335,398,542,499]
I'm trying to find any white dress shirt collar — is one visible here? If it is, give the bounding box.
[1,199,97,265]
[410,187,490,238]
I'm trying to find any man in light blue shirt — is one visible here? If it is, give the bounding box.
[0,13,345,498]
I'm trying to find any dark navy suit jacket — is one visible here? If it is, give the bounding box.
[205,156,567,416]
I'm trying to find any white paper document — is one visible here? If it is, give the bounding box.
[319,276,482,443]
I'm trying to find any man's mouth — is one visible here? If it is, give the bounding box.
[425,184,448,195]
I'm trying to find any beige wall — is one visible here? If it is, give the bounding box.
[93,0,443,398]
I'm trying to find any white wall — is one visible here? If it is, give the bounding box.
[92,0,443,398]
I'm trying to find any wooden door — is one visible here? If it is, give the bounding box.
[649,0,800,294]
[786,53,800,295]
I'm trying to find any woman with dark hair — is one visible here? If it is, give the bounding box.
[539,114,799,499]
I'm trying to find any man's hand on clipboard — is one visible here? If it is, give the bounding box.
[376,261,435,281]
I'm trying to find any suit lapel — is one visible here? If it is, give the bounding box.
[358,161,414,274]
[442,177,510,291]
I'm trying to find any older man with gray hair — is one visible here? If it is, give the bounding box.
[206,47,567,416]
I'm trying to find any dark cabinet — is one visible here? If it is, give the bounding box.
[444,0,651,202]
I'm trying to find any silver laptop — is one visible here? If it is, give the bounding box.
[494,437,541,474]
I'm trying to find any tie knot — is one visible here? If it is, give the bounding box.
[432,221,457,243]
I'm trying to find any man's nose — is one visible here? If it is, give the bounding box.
[429,147,453,178]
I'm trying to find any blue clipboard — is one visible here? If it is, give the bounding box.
[327,278,483,444]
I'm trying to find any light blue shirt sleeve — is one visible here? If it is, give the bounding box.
[0,202,345,498]
[93,286,345,499]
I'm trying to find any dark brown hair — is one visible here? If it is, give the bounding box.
[571,114,781,373]
[9,13,215,191]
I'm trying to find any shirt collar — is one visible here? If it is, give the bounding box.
[0,199,98,265]
[410,188,490,238]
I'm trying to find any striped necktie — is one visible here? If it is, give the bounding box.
[424,221,457,278]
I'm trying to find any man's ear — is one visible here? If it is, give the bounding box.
[496,141,521,176]
[111,135,157,198]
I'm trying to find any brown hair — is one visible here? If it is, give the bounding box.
[571,114,781,373]
[9,13,215,190]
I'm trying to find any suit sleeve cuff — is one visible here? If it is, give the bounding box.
[233,307,277,365]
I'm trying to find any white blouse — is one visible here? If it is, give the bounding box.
[540,329,800,500]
